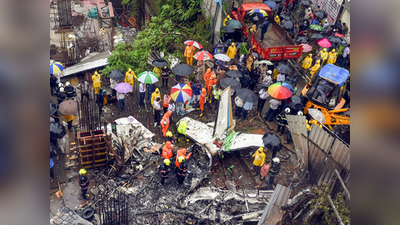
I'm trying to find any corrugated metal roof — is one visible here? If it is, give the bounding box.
[286,115,307,137]
[61,51,111,77]
[331,139,350,171]
[309,124,334,153]
[257,184,291,225]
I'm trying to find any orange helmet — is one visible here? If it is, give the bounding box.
[211,74,216,79]
[206,68,211,72]
[202,88,206,93]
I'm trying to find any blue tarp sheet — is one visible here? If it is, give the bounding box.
[318,64,349,87]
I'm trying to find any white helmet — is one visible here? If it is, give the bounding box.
[297,111,303,116]
[59,87,64,92]
[58,83,63,87]
[273,157,280,163]
[267,70,272,74]
[285,108,291,113]
[66,81,70,86]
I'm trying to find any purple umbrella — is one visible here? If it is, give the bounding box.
[115,82,133,93]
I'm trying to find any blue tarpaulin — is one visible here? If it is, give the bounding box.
[318,64,349,87]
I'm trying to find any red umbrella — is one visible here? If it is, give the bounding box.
[317,38,332,48]
[184,40,203,49]
[334,33,345,38]
[194,50,213,61]
[300,43,312,52]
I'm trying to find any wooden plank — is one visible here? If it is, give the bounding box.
[80,158,108,165]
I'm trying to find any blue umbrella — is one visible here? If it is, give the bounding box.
[263,0,277,10]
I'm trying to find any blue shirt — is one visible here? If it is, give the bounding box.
[311,19,319,25]
[192,84,202,95]
[243,102,253,110]
[216,60,225,67]
[214,48,225,55]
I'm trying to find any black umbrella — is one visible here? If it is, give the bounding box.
[296,36,309,43]
[213,43,228,48]
[300,0,312,6]
[172,64,194,76]
[50,122,66,139]
[281,20,294,30]
[276,63,292,74]
[328,36,343,43]
[50,101,57,116]
[152,59,168,68]
[256,83,270,91]
[280,14,291,21]
[221,26,235,33]
[236,88,258,103]
[226,70,243,78]
[309,33,325,39]
[288,95,303,111]
[252,52,261,60]
[262,133,282,152]
[220,78,242,90]
[314,10,327,19]
[339,39,349,46]
[109,69,125,81]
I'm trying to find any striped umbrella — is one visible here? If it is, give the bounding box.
[50,60,64,74]
[268,82,293,100]
[138,71,159,84]
[184,40,203,49]
[248,9,269,17]
[170,83,193,103]
[194,50,213,61]
[300,43,312,52]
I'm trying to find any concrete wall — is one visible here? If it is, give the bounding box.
[201,0,219,18]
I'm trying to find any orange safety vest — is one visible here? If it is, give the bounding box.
[163,95,171,108]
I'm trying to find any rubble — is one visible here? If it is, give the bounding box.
[50,207,93,225]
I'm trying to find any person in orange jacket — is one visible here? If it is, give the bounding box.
[197,88,207,117]
[208,74,217,103]
[161,111,172,137]
[163,94,171,114]
[184,44,196,66]
[175,148,192,168]
[203,68,214,98]
[162,141,174,159]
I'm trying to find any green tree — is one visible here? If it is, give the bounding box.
[101,0,212,78]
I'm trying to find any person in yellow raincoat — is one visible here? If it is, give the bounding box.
[302,54,313,74]
[151,88,161,114]
[252,147,266,176]
[64,114,74,132]
[307,119,323,130]
[273,68,279,82]
[250,24,257,34]
[223,15,231,26]
[326,49,337,64]
[125,68,137,93]
[184,44,196,66]
[319,48,328,64]
[309,59,321,80]
[153,66,162,78]
[92,71,101,94]
[226,42,237,60]
[275,15,281,25]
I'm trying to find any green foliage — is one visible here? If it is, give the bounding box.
[239,42,248,55]
[310,184,350,225]
[101,0,212,78]
[222,1,228,11]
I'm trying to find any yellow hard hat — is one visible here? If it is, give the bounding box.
[166,131,173,137]
[163,159,170,166]
[79,168,87,175]
[178,156,185,163]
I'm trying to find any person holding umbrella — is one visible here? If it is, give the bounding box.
[265,98,281,122]
[161,66,171,87]
[92,71,101,94]
[64,113,74,132]
[184,43,196,66]
[223,15,231,26]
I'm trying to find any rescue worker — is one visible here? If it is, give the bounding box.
[153,66,162,78]
[277,108,290,136]
[184,44,196,66]
[252,147,266,176]
[319,48,328,64]
[312,79,333,103]
[64,114,74,132]
[177,159,188,185]
[79,168,90,199]
[56,87,67,107]
[125,68,137,93]
[226,42,237,60]
[151,88,161,115]
[309,59,321,81]
[160,159,170,185]
[165,131,175,144]
[65,81,76,100]
[177,120,189,143]
[153,97,162,127]
[162,141,174,159]
[267,157,281,190]
[50,74,57,96]
[327,49,337,64]
[163,94,171,113]
[96,89,106,116]
[161,66,171,87]
[161,111,172,137]
[302,54,313,74]
[197,88,206,117]
[275,15,281,25]
[55,82,63,95]
[92,71,101,94]
[212,85,221,110]
[223,15,231,26]
[208,74,217,103]
[175,149,192,168]
[203,68,213,98]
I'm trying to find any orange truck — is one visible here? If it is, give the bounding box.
[230,3,303,61]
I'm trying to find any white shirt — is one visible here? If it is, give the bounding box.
[139,83,146,93]
[342,47,350,58]
[277,73,286,82]
[110,78,117,89]
[235,96,244,107]
[259,89,270,99]
[269,98,281,110]
[168,103,175,112]
[154,101,161,110]
[117,92,126,100]
[262,75,272,85]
